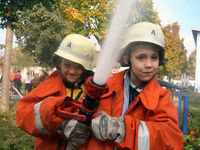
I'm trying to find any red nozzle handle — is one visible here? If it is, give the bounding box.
[56,100,86,122]
[56,97,94,122]
[86,76,108,99]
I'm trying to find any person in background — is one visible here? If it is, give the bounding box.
[40,70,49,83]
[10,71,15,86]
[14,70,22,94]
[84,22,183,150]
[24,72,32,94]
[16,34,96,150]
[31,73,40,89]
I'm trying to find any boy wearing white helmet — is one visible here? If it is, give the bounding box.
[84,22,183,150]
[16,34,96,150]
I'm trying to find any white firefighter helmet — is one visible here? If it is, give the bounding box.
[121,22,165,66]
[54,34,96,70]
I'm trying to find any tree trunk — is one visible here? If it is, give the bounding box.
[0,21,13,112]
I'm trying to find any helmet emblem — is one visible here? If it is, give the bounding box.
[67,42,72,48]
[151,30,156,36]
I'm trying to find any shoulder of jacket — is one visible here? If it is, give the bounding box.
[139,78,164,110]
[33,71,64,98]
[107,70,126,85]
[101,71,126,98]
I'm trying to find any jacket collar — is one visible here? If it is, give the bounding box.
[139,77,161,110]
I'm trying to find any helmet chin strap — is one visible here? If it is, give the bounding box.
[63,74,85,89]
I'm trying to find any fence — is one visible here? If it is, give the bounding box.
[157,79,189,135]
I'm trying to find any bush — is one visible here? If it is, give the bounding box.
[183,93,200,150]
[0,103,34,150]
[184,129,200,150]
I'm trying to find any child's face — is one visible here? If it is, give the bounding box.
[130,44,159,82]
[59,59,84,83]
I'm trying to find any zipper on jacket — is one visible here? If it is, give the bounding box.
[111,90,117,116]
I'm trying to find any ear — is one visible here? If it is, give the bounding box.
[122,55,129,65]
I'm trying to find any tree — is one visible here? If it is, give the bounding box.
[11,47,38,71]
[15,3,67,68]
[15,0,114,68]
[60,0,114,44]
[15,0,160,68]
[132,0,161,24]
[14,0,161,70]
[0,0,59,111]
[0,22,13,112]
[187,50,196,78]
[61,0,161,44]
[158,22,187,81]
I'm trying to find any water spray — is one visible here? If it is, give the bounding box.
[93,0,134,85]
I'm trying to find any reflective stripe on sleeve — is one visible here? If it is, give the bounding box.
[34,102,49,134]
[138,121,150,150]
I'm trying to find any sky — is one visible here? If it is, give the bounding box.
[0,0,200,57]
[153,0,200,57]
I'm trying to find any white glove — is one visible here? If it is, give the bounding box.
[91,111,125,142]
[62,119,90,148]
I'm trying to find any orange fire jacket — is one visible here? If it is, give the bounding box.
[17,70,183,150]
[16,71,85,150]
[78,70,183,150]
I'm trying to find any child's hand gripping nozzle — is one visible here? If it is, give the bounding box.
[56,76,108,124]
[78,76,108,125]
